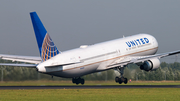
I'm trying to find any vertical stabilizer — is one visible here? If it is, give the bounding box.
[30,12,60,62]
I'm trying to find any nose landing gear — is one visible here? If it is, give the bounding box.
[115,67,128,84]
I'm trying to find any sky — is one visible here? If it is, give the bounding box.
[0,0,180,63]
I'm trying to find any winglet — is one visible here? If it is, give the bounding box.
[30,12,60,62]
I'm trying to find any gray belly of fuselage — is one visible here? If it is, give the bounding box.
[45,62,100,78]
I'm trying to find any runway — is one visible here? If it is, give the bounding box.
[0,85,180,89]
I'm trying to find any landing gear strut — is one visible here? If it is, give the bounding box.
[72,77,85,85]
[115,67,128,84]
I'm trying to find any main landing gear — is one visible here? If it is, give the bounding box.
[72,77,85,85]
[115,67,128,84]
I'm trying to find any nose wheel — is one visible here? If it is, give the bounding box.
[115,67,128,84]
[72,77,85,85]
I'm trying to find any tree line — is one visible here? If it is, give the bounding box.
[1,59,180,81]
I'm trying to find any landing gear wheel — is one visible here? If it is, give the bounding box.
[72,78,76,83]
[124,78,128,84]
[80,79,85,85]
[115,67,128,84]
[118,78,122,84]
[76,82,79,85]
[72,77,85,85]
[115,77,119,83]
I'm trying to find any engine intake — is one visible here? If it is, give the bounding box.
[140,58,160,71]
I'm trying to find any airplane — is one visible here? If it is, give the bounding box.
[0,12,180,85]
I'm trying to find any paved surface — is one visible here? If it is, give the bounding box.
[0,85,180,89]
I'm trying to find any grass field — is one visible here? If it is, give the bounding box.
[0,81,180,101]
[0,80,180,86]
[0,88,180,101]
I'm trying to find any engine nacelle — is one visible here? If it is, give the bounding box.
[140,58,160,71]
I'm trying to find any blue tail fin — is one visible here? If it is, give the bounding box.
[30,12,60,62]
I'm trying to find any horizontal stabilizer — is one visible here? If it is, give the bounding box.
[0,54,41,64]
[0,63,37,68]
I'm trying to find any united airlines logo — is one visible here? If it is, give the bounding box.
[41,34,60,62]
[126,38,149,47]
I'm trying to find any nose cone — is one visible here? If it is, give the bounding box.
[151,35,158,48]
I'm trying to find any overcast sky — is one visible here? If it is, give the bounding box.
[0,0,180,62]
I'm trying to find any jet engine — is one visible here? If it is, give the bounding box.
[140,58,160,71]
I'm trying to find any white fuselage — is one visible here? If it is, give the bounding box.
[37,34,158,78]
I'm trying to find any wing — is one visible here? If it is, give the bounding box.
[107,50,180,68]
[0,54,41,64]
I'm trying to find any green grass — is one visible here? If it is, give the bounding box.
[0,80,180,86]
[0,81,180,101]
[0,88,180,101]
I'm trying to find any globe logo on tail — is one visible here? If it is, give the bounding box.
[41,33,60,62]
